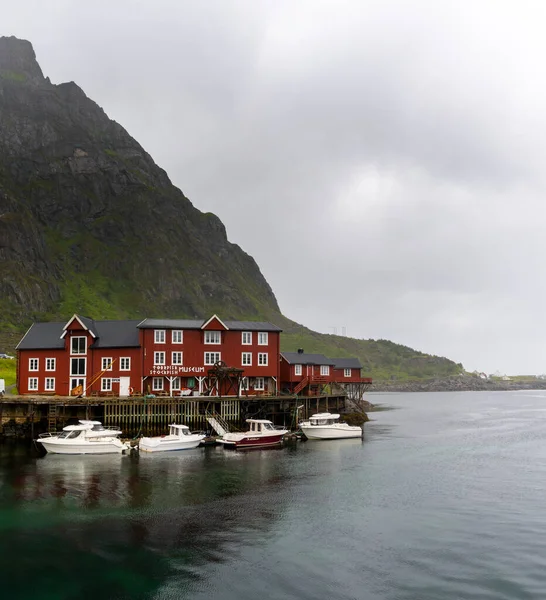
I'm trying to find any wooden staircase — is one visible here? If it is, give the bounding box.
[293,377,309,395]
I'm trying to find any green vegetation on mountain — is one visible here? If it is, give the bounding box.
[0,36,465,382]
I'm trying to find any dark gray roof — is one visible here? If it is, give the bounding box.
[16,322,66,350]
[331,357,362,369]
[17,319,141,350]
[91,320,141,348]
[281,352,335,366]
[138,318,281,332]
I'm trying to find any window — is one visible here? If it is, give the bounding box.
[101,357,113,371]
[46,358,56,371]
[172,377,181,390]
[71,336,86,354]
[70,358,86,376]
[152,377,164,391]
[172,351,183,365]
[204,330,221,344]
[254,377,265,390]
[204,352,221,365]
[154,330,165,344]
[28,377,38,391]
[242,331,252,345]
[101,378,112,392]
[45,378,55,391]
[258,332,268,345]
[120,357,131,371]
[242,352,252,366]
[172,330,183,344]
[344,368,351,377]
[294,364,302,376]
[258,353,268,366]
[154,351,165,365]
[29,358,39,371]
[320,365,330,376]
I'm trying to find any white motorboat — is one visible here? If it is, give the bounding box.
[139,424,205,452]
[218,419,288,449]
[37,420,129,454]
[300,413,362,440]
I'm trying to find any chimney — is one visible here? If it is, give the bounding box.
[297,348,304,354]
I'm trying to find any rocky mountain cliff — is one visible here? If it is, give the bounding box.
[0,36,280,328]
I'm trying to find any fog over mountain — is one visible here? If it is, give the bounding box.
[3,0,546,374]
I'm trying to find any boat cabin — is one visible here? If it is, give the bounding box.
[169,424,192,437]
[246,419,276,433]
[308,413,340,426]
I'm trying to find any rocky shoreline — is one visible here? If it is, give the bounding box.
[370,376,546,393]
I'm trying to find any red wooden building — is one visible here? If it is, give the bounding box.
[16,314,281,397]
[280,351,370,395]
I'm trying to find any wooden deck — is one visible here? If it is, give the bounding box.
[0,393,350,437]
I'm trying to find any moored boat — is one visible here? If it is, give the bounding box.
[300,413,362,440]
[37,420,129,454]
[218,419,288,449]
[139,424,205,452]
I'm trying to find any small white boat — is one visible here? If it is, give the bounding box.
[300,413,362,440]
[139,424,205,452]
[37,420,129,454]
[218,419,288,449]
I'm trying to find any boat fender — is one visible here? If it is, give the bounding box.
[129,386,134,395]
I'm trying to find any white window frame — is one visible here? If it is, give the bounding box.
[154,329,166,344]
[242,352,252,366]
[172,351,183,365]
[29,358,39,371]
[172,330,183,344]
[241,376,249,391]
[154,351,165,365]
[258,332,268,345]
[172,377,181,390]
[320,365,330,376]
[258,353,268,366]
[28,377,38,391]
[242,331,252,345]
[70,357,86,376]
[254,377,265,391]
[204,330,221,345]
[344,368,351,377]
[120,357,131,371]
[71,336,87,355]
[45,377,55,391]
[294,364,302,376]
[45,358,56,371]
[101,378,112,392]
[204,352,221,365]
[152,377,164,391]
[102,357,113,371]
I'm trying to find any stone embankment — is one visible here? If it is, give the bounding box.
[370,376,546,393]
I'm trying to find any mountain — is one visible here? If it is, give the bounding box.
[0,36,280,328]
[0,36,464,381]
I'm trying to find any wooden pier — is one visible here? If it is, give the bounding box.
[0,392,354,438]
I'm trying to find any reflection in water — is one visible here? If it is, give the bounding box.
[0,444,298,599]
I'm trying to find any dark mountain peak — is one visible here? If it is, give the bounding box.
[0,36,44,82]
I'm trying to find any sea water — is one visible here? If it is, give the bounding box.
[1,390,546,599]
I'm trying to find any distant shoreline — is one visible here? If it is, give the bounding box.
[370,376,546,393]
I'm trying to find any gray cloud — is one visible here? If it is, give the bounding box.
[4,0,546,373]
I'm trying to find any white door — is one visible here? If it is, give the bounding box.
[119,377,130,397]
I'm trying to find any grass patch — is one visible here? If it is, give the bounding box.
[0,358,16,388]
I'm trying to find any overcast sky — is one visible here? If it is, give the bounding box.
[4,0,546,374]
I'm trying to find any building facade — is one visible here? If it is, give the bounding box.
[17,314,281,397]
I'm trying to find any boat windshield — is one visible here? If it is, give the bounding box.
[312,419,331,426]
[91,424,105,431]
[262,422,275,431]
[57,430,82,439]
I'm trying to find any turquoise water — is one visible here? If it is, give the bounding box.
[2,391,546,599]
